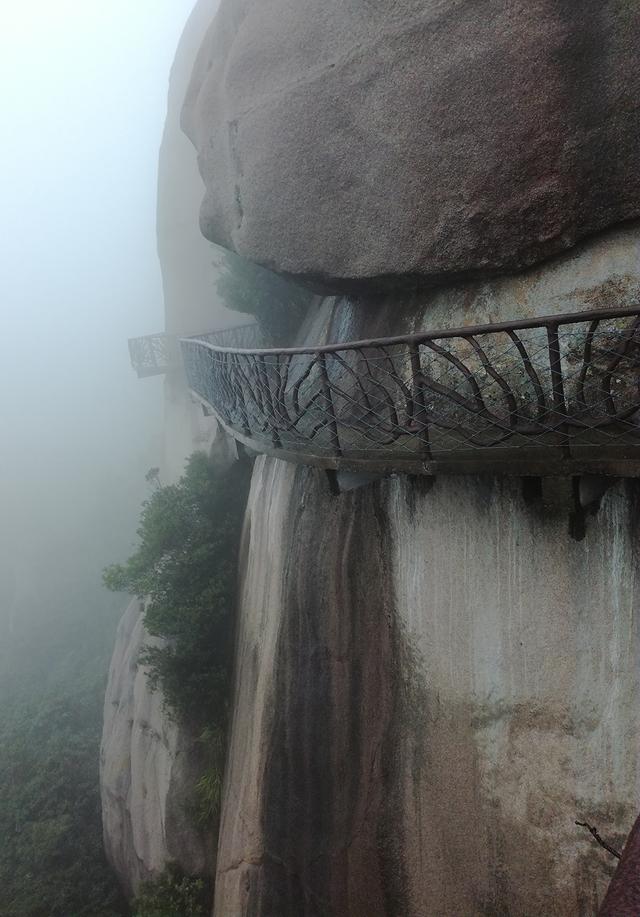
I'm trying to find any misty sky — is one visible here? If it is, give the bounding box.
[0,1,199,631]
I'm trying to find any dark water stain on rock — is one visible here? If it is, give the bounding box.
[249,469,411,916]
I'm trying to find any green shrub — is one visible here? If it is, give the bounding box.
[189,725,226,828]
[132,866,211,917]
[105,452,250,916]
[104,450,251,859]
[103,453,251,734]
[213,247,312,344]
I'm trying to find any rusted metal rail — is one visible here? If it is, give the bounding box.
[180,306,640,477]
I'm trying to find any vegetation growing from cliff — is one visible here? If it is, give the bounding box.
[104,453,250,736]
[104,453,251,913]
[214,247,312,343]
[104,451,251,853]
[132,866,211,917]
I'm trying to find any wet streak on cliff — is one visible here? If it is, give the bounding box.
[555,0,623,230]
[243,467,409,917]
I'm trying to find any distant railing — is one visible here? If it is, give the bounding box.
[128,333,180,378]
[180,307,640,476]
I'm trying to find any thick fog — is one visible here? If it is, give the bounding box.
[0,1,198,665]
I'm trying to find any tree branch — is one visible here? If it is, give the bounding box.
[576,821,621,860]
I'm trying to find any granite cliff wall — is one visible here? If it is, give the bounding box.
[100,599,214,898]
[213,234,640,916]
[157,0,237,483]
[218,458,639,916]
[100,0,223,897]
[179,2,640,914]
[183,0,640,289]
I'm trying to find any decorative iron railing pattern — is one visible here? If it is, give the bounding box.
[180,307,640,475]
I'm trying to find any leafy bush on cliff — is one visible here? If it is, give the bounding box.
[104,452,250,733]
[214,247,312,343]
[132,866,211,917]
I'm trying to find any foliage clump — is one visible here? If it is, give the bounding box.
[104,452,250,733]
[132,866,211,917]
[104,452,250,837]
[214,247,312,343]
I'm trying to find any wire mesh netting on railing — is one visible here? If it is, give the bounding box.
[180,308,640,471]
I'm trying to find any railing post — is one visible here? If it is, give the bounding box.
[232,354,252,437]
[257,355,282,449]
[318,352,342,457]
[547,323,570,456]
[409,343,433,459]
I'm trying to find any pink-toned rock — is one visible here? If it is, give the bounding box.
[599,815,640,916]
[183,0,640,291]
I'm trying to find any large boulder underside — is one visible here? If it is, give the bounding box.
[183,0,640,290]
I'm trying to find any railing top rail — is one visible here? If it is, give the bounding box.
[189,322,258,338]
[180,305,640,357]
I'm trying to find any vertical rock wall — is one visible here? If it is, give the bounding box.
[213,230,640,915]
[386,475,639,915]
[176,3,640,913]
[216,459,401,915]
[217,458,639,916]
[100,599,214,898]
[100,0,226,897]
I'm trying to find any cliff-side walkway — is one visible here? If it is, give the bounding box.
[123,307,640,477]
[177,306,640,477]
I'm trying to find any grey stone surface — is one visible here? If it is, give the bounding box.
[158,0,232,340]
[157,0,250,482]
[99,7,230,886]
[212,230,640,915]
[183,0,640,290]
[100,599,214,898]
[216,454,638,916]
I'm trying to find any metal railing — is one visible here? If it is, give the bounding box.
[180,306,640,476]
[128,333,180,378]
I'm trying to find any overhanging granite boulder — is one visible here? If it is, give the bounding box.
[182,0,640,291]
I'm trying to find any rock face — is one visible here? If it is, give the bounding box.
[157,0,244,483]
[218,452,639,916]
[177,2,640,913]
[158,0,231,341]
[99,4,227,894]
[183,0,640,288]
[213,228,640,916]
[100,599,214,898]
